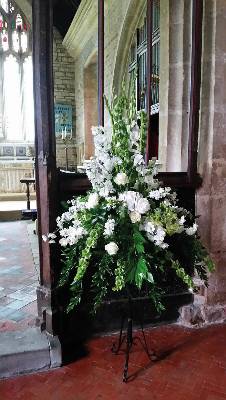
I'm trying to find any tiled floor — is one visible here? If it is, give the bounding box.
[0,220,39,332]
[0,323,226,399]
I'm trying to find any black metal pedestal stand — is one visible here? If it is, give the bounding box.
[111,294,157,382]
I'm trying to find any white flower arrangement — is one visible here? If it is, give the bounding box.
[44,88,214,313]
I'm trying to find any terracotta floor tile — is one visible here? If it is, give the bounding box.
[1,324,226,399]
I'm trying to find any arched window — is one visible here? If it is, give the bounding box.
[0,0,34,143]
[129,0,160,157]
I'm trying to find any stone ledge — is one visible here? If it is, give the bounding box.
[0,328,61,379]
[179,295,226,327]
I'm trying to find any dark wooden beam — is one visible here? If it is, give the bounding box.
[187,0,203,182]
[32,0,59,335]
[146,0,153,162]
[98,0,104,126]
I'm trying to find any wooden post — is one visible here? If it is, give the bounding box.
[32,0,59,336]
[188,0,203,183]
[98,0,104,126]
[146,0,153,162]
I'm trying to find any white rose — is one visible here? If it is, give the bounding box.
[114,172,129,186]
[130,211,141,224]
[186,223,198,236]
[105,242,119,255]
[136,198,150,214]
[86,193,99,209]
[143,221,155,234]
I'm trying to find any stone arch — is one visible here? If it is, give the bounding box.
[83,51,98,159]
[111,0,146,94]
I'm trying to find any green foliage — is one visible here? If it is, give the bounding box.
[150,204,180,236]
[113,260,126,291]
[73,224,102,283]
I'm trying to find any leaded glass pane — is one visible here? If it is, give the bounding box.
[16,13,23,30]
[22,56,35,141]
[21,31,27,53]
[9,1,14,13]
[0,13,3,29]
[1,29,8,51]
[12,30,19,52]
[3,55,23,140]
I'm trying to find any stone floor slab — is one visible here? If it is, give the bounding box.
[0,327,60,379]
[0,221,39,331]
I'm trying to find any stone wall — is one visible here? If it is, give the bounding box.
[179,0,226,326]
[53,28,77,169]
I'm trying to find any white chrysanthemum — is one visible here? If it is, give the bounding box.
[130,211,141,223]
[86,193,99,209]
[186,223,198,236]
[104,219,115,236]
[114,172,129,186]
[59,223,87,246]
[105,242,119,255]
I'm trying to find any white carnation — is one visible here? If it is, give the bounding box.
[42,233,56,243]
[105,242,119,255]
[48,233,56,239]
[179,216,186,225]
[86,193,99,209]
[130,211,141,223]
[186,223,198,236]
[114,172,129,186]
[133,154,144,167]
[59,238,68,247]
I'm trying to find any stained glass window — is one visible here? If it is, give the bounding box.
[0,0,34,143]
[129,0,160,113]
[0,0,8,13]
[128,0,160,158]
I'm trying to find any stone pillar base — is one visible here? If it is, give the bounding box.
[179,295,226,327]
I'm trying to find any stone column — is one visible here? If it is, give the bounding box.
[159,0,192,172]
[181,0,226,325]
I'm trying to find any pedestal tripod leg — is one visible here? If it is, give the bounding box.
[112,314,126,354]
[123,316,133,382]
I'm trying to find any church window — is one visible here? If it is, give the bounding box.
[129,0,160,157]
[0,0,34,143]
